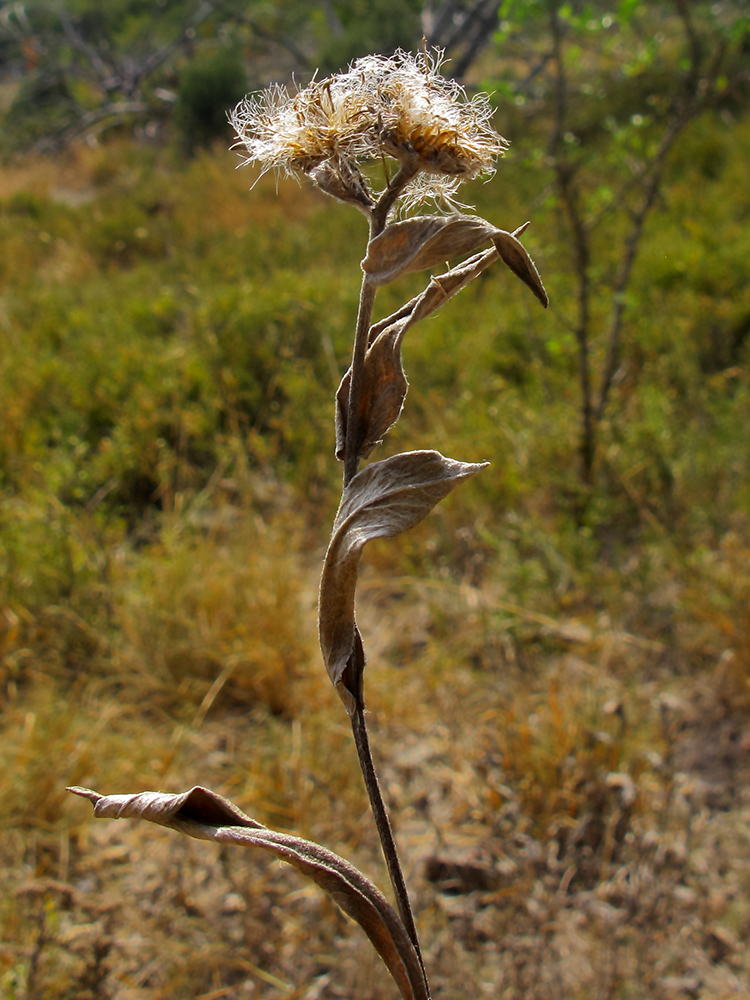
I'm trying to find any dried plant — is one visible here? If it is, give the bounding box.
[69,47,547,999]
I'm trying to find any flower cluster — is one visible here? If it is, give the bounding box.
[230,49,508,211]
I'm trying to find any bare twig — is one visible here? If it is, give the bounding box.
[596,109,693,421]
[596,0,733,420]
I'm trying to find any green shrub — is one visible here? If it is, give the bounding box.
[176,48,247,153]
[1,71,76,154]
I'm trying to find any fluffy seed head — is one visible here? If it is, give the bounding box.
[230,49,508,210]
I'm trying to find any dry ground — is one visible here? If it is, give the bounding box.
[4,557,750,1000]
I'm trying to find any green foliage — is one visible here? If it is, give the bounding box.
[315,0,424,72]
[2,71,77,154]
[176,48,248,152]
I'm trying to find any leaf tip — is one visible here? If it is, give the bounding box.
[67,786,102,806]
[512,220,532,238]
[492,230,549,308]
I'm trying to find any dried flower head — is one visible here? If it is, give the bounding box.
[230,49,508,210]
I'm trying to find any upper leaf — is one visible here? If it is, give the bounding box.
[360,216,549,308]
[361,215,497,285]
[319,450,487,712]
[68,784,430,1000]
[335,224,547,466]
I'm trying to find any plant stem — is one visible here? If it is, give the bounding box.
[340,159,429,989]
[343,277,377,486]
[342,160,419,487]
[351,705,429,989]
[371,161,419,235]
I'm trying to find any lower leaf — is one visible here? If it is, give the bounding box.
[68,784,430,1000]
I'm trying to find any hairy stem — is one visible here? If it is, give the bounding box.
[351,705,429,988]
[371,160,420,235]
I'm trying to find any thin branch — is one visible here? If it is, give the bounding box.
[548,1,595,482]
[134,1,216,87]
[673,0,703,89]
[59,7,115,91]
[425,0,466,47]
[243,20,311,69]
[59,0,216,101]
[597,0,734,420]
[596,109,693,420]
[451,0,502,79]
[320,0,345,37]
[440,0,493,56]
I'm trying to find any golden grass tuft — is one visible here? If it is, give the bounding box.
[112,507,316,719]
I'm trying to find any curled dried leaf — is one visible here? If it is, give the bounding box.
[68,784,430,1000]
[319,450,487,711]
[368,245,500,349]
[336,225,548,465]
[335,321,409,461]
[308,160,376,213]
[493,228,548,307]
[365,223,546,352]
[361,215,497,285]
[336,240,522,464]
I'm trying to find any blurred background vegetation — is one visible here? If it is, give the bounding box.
[1,2,750,998]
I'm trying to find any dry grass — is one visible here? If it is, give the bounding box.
[4,474,750,999]
[5,573,750,999]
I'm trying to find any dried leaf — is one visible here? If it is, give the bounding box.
[336,237,526,464]
[364,224,546,358]
[319,450,487,711]
[406,249,498,326]
[335,321,409,461]
[68,784,430,1000]
[493,228,548,307]
[308,160,375,213]
[338,225,546,463]
[361,216,497,285]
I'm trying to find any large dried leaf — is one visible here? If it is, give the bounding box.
[335,321,409,461]
[319,450,487,711]
[360,217,548,308]
[361,216,497,285]
[68,784,430,1000]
